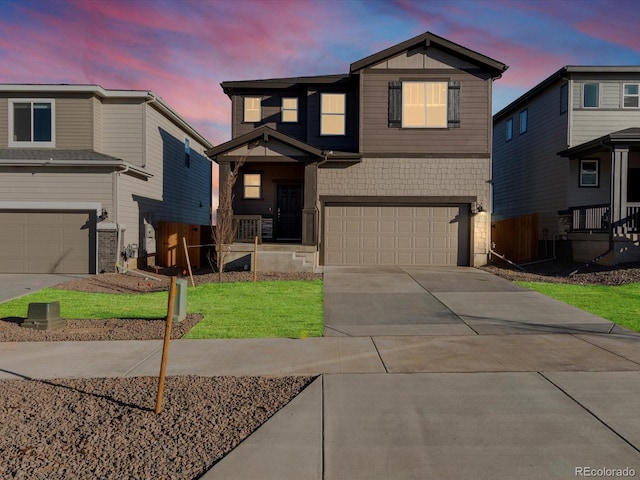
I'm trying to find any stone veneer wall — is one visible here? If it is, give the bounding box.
[317,157,491,266]
[98,229,119,273]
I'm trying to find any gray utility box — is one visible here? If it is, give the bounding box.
[173,278,187,323]
[22,302,65,330]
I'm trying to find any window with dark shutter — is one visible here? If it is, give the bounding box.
[388,81,402,128]
[447,81,460,128]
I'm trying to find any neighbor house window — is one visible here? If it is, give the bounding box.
[519,109,528,134]
[402,82,447,128]
[320,93,345,135]
[583,83,599,108]
[623,84,639,108]
[244,97,261,122]
[243,173,261,199]
[580,159,599,187]
[9,99,55,147]
[184,138,191,168]
[560,83,568,114]
[282,97,298,122]
[506,118,513,141]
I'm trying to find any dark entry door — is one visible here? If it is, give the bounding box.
[276,184,303,241]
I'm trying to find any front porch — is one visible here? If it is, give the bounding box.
[224,242,320,273]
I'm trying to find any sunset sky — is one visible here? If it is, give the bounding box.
[2,0,639,147]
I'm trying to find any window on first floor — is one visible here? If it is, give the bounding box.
[580,159,599,187]
[506,118,513,141]
[320,93,345,135]
[623,83,639,108]
[244,97,261,122]
[9,99,55,147]
[243,173,262,199]
[281,97,298,122]
[583,83,600,108]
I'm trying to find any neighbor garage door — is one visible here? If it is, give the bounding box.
[0,211,94,273]
[324,205,469,266]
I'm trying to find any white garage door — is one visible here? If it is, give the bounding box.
[0,211,94,274]
[324,205,469,266]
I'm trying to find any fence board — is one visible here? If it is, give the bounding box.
[491,213,539,263]
[157,221,202,269]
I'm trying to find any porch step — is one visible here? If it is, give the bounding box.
[226,243,318,273]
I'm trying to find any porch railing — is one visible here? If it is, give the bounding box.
[234,215,262,243]
[569,204,640,233]
[569,204,610,232]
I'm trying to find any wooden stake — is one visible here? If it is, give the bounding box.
[155,276,177,415]
[182,236,195,287]
[253,235,258,282]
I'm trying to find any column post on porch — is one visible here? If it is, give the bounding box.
[611,147,629,234]
[302,162,318,246]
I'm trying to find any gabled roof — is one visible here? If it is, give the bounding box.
[206,125,361,164]
[494,66,640,122]
[558,128,640,158]
[0,149,152,178]
[350,31,508,77]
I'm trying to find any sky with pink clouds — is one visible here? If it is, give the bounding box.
[1,0,639,147]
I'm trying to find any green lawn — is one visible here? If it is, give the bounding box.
[516,281,640,332]
[0,280,324,339]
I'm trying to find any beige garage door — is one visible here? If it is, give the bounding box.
[0,211,94,273]
[324,205,469,266]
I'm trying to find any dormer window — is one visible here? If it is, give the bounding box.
[9,99,55,147]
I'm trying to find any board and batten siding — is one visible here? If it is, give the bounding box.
[101,99,145,166]
[492,80,569,237]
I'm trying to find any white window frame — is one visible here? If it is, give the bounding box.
[582,83,600,108]
[8,98,56,147]
[506,118,513,141]
[623,83,639,108]
[401,81,448,128]
[519,109,528,134]
[281,97,298,123]
[580,159,599,187]
[320,93,346,135]
[244,97,261,123]
[243,173,262,199]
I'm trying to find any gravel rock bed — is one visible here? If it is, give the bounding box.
[0,375,314,479]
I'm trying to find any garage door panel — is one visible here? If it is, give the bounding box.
[324,205,469,266]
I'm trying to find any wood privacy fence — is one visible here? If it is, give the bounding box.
[157,221,209,269]
[491,213,539,263]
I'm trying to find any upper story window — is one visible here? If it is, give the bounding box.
[243,173,261,199]
[623,84,639,108]
[560,83,568,114]
[506,118,513,141]
[244,97,261,122]
[9,99,55,147]
[583,83,600,108]
[402,82,447,128]
[320,93,345,135]
[580,159,599,187]
[281,98,298,123]
[519,109,528,134]
[184,138,191,168]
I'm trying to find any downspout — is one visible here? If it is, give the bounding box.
[114,164,130,272]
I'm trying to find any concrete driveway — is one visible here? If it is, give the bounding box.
[0,273,84,303]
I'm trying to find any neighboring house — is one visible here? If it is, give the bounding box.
[493,66,640,264]
[0,84,213,274]
[207,32,507,271]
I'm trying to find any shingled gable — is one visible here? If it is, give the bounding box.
[349,31,508,77]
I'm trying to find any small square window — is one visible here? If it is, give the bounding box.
[519,109,528,134]
[623,84,639,108]
[243,173,261,199]
[580,159,599,187]
[282,97,298,122]
[506,118,513,141]
[583,83,599,108]
[244,97,261,122]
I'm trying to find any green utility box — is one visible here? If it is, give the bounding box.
[173,278,187,323]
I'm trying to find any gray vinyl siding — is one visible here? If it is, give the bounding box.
[0,98,7,148]
[360,70,491,155]
[492,81,569,236]
[0,168,113,209]
[101,99,145,166]
[570,76,640,146]
[567,154,611,207]
[55,96,93,149]
[92,96,103,152]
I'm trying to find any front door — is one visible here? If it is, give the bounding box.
[276,184,302,241]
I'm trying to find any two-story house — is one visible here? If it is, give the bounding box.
[207,32,507,271]
[0,84,213,274]
[493,67,640,264]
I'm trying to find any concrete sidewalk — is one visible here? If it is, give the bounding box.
[2,266,640,478]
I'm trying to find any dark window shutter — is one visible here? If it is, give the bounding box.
[388,81,402,128]
[448,81,461,128]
